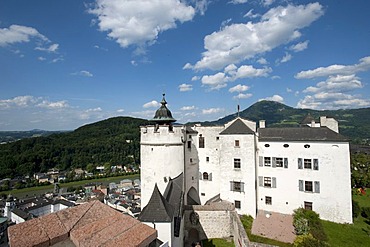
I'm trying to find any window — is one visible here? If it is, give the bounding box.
[234,158,241,169]
[216,136,219,140]
[235,140,240,147]
[265,196,272,205]
[305,181,313,192]
[190,158,193,163]
[304,201,313,210]
[264,177,272,187]
[230,181,244,192]
[276,158,283,167]
[187,141,191,149]
[304,144,310,148]
[264,157,271,167]
[259,176,276,188]
[235,200,241,209]
[304,159,312,169]
[206,157,209,162]
[313,159,319,170]
[201,193,205,196]
[265,144,270,147]
[203,172,209,180]
[283,144,289,148]
[199,135,205,148]
[299,180,320,193]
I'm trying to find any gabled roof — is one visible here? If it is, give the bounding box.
[163,173,183,216]
[258,127,349,142]
[138,184,174,222]
[300,113,315,125]
[220,118,254,135]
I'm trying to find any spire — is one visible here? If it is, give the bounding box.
[151,94,176,125]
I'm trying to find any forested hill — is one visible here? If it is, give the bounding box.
[0,117,150,178]
[199,101,370,144]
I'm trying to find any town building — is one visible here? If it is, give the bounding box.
[139,95,352,245]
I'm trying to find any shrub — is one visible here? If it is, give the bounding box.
[294,234,329,247]
[294,218,309,235]
[352,200,361,218]
[361,206,370,219]
[293,208,327,241]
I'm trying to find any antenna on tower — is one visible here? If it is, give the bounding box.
[237,96,240,118]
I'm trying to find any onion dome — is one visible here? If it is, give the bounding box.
[151,94,176,124]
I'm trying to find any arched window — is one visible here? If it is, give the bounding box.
[203,172,209,180]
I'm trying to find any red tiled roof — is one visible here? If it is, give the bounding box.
[8,200,157,247]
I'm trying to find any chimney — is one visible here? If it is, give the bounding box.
[259,120,266,129]
[311,120,316,127]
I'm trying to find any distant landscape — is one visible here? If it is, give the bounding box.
[0,100,369,180]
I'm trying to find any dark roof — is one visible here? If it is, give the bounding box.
[138,184,174,222]
[151,94,176,124]
[12,208,32,220]
[300,113,315,125]
[258,127,349,142]
[220,118,254,135]
[163,173,183,216]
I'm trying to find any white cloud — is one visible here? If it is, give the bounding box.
[179,83,193,92]
[0,96,69,109]
[89,0,197,48]
[271,75,280,80]
[257,57,268,64]
[279,52,292,63]
[51,56,64,63]
[233,93,252,99]
[38,56,46,61]
[261,0,275,7]
[117,109,125,113]
[244,9,260,19]
[286,88,292,93]
[187,3,323,71]
[296,56,370,79]
[143,100,160,108]
[180,106,195,111]
[303,74,363,94]
[202,107,224,114]
[37,100,69,109]
[201,64,271,90]
[289,40,309,52]
[191,76,200,81]
[297,93,370,110]
[0,24,49,46]
[71,70,93,77]
[229,84,250,93]
[260,94,284,103]
[35,43,59,53]
[230,0,248,4]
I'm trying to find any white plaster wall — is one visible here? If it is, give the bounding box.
[257,140,352,223]
[219,134,257,218]
[184,133,200,204]
[11,213,25,224]
[193,126,224,204]
[144,222,172,246]
[140,125,185,208]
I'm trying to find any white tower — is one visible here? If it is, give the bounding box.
[140,94,185,208]
[4,194,14,220]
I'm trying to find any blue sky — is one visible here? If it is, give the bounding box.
[1,0,370,130]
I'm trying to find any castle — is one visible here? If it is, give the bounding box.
[139,95,352,246]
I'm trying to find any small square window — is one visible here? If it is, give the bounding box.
[264,177,272,187]
[216,137,219,140]
[234,158,241,169]
[206,157,209,162]
[201,193,205,196]
[190,158,193,163]
[276,158,283,167]
[235,200,241,209]
[305,181,313,192]
[304,159,312,169]
[264,157,271,167]
[187,141,191,149]
[304,201,313,210]
[235,140,240,147]
[265,196,272,205]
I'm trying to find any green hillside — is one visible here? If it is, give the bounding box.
[0,117,150,178]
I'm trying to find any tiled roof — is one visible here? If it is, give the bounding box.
[8,200,157,247]
[138,184,174,222]
[163,173,183,216]
[220,118,254,135]
[258,127,349,142]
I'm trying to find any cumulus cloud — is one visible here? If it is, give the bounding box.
[297,93,370,110]
[278,52,292,63]
[201,64,271,90]
[180,106,195,111]
[0,25,49,46]
[289,40,309,52]
[230,0,248,4]
[303,74,363,94]
[229,84,250,93]
[296,56,370,79]
[143,100,160,108]
[186,3,323,71]
[233,93,252,100]
[179,83,193,92]
[202,107,224,114]
[71,70,93,77]
[89,0,197,48]
[260,94,284,103]
[257,57,268,64]
[0,96,69,109]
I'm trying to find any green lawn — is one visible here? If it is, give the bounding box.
[321,190,370,247]
[201,238,234,247]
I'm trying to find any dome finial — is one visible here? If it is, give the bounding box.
[151,94,176,124]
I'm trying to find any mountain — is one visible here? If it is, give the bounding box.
[0,117,150,179]
[0,130,67,143]
[208,100,369,144]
